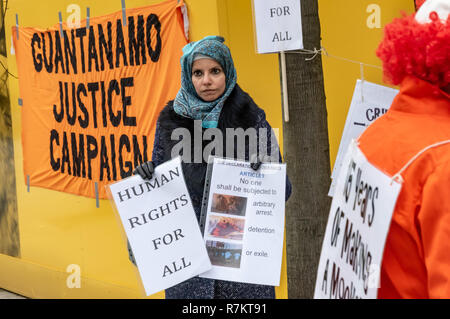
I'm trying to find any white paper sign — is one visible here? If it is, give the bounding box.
[329,80,399,197]
[253,0,303,53]
[108,157,211,296]
[199,157,286,286]
[315,140,402,299]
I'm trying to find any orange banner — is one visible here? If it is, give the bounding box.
[12,0,188,199]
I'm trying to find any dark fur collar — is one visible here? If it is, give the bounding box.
[154,84,267,210]
[156,84,265,163]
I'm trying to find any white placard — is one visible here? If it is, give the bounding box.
[199,158,286,286]
[108,157,211,296]
[253,0,303,53]
[329,80,399,197]
[315,140,402,299]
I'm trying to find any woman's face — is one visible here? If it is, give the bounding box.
[191,58,226,102]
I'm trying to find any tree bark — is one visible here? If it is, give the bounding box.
[283,0,331,298]
[0,0,20,258]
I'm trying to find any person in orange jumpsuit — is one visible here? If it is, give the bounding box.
[358,0,450,298]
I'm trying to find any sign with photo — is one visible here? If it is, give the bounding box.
[329,80,398,197]
[315,140,402,299]
[108,157,211,296]
[199,157,286,286]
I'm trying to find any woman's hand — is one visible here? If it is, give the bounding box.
[133,161,155,180]
[127,239,136,266]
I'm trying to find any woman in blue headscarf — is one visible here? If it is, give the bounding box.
[173,35,238,129]
[133,36,292,299]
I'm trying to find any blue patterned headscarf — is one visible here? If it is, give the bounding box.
[173,36,237,128]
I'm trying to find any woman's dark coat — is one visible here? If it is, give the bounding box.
[151,84,292,299]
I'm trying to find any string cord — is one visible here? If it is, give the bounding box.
[391,140,450,184]
[287,46,383,70]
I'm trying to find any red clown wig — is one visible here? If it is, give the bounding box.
[376,0,450,88]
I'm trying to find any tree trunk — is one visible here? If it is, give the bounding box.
[0,0,20,257]
[283,0,331,298]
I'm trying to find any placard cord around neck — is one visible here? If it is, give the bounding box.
[390,140,450,184]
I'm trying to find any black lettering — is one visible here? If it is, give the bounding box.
[128,216,141,228]
[53,81,64,122]
[63,83,69,123]
[284,6,290,15]
[128,15,146,66]
[87,82,99,128]
[108,79,121,127]
[86,134,98,180]
[170,198,179,210]
[146,14,161,62]
[54,31,65,74]
[77,83,89,128]
[140,212,148,223]
[160,174,170,186]
[321,259,329,293]
[330,263,340,298]
[31,33,43,72]
[173,228,184,241]
[270,8,276,18]
[67,82,77,125]
[162,265,172,277]
[118,189,131,202]
[361,184,371,223]
[88,25,99,72]
[144,179,160,191]
[159,203,171,216]
[369,187,378,227]
[148,209,159,220]
[341,219,353,259]
[50,129,60,171]
[115,19,128,67]
[100,81,107,127]
[365,252,372,295]
[121,77,136,126]
[71,133,86,178]
[132,184,144,196]
[63,29,77,74]
[99,136,111,181]
[41,32,53,72]
[331,207,343,247]
[119,135,132,178]
[353,168,362,211]
[110,134,117,180]
[61,132,71,175]
[98,23,113,70]
[179,194,188,206]
[75,28,87,73]
[132,135,148,168]
[343,160,355,203]
[272,33,279,42]
[374,108,380,118]
[366,109,374,121]
[168,167,180,180]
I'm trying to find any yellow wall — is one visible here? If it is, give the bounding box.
[3,0,416,300]
[318,0,415,170]
[1,0,285,298]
